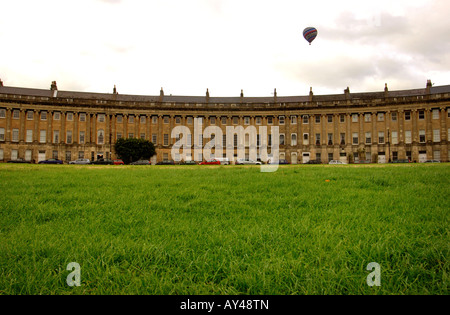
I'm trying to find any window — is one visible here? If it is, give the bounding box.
[52,150,58,159]
[340,114,345,123]
[163,153,169,162]
[53,130,59,143]
[187,117,193,124]
[267,117,273,125]
[54,112,60,120]
[405,130,412,144]
[303,133,309,145]
[140,133,145,140]
[244,116,250,125]
[432,109,439,119]
[278,116,284,125]
[392,151,398,161]
[78,151,84,159]
[315,115,320,123]
[316,153,321,162]
[116,115,123,123]
[12,129,19,142]
[328,153,333,162]
[433,129,440,142]
[128,133,134,139]
[279,134,285,145]
[152,134,157,144]
[378,132,385,144]
[315,133,321,145]
[352,133,358,145]
[391,131,398,145]
[256,117,261,125]
[163,134,169,146]
[340,133,345,145]
[175,116,181,124]
[116,133,122,140]
[233,117,239,125]
[41,111,47,120]
[221,117,227,125]
[163,116,169,124]
[433,150,440,161]
[365,132,371,144]
[377,113,384,121]
[291,116,297,124]
[418,110,425,120]
[364,113,371,122]
[404,111,411,121]
[13,110,20,119]
[97,130,104,144]
[352,114,358,122]
[234,134,238,147]
[0,109,5,118]
[303,115,309,124]
[40,130,46,143]
[79,113,86,122]
[0,128,4,141]
[327,133,333,145]
[79,131,85,144]
[140,116,146,124]
[11,149,18,161]
[210,117,215,125]
[268,134,272,146]
[27,111,34,120]
[327,115,333,123]
[26,130,33,143]
[291,134,297,146]
[67,112,73,121]
[66,131,72,144]
[128,115,135,123]
[391,112,397,121]
[419,130,426,143]
[65,151,71,162]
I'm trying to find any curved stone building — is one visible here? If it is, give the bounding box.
[0,79,449,163]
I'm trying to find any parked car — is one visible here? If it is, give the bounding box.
[279,159,290,164]
[304,160,321,164]
[113,159,124,165]
[329,160,347,164]
[391,159,411,163]
[156,160,175,165]
[130,160,151,165]
[266,159,287,165]
[181,160,197,165]
[215,157,230,165]
[69,158,91,165]
[424,160,440,163]
[91,159,114,165]
[200,159,221,165]
[38,158,63,164]
[235,158,261,165]
[7,158,31,163]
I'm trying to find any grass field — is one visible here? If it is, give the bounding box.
[0,163,448,295]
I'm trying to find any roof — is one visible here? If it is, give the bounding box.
[1,83,449,104]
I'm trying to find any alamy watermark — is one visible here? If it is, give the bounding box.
[171,118,280,172]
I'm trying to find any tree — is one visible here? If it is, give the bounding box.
[114,138,156,164]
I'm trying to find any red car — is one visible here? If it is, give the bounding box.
[113,159,124,165]
[199,159,221,165]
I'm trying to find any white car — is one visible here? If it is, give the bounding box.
[69,158,91,165]
[328,160,347,164]
[235,158,262,165]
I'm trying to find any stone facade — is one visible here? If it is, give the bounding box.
[0,80,449,163]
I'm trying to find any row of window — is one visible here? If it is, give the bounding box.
[1,128,448,145]
[2,108,449,124]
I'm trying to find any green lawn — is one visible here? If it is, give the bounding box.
[0,163,448,294]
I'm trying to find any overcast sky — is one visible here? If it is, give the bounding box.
[1,0,449,97]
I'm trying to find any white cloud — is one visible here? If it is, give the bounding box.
[0,0,448,96]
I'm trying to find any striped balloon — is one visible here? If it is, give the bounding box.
[303,27,318,45]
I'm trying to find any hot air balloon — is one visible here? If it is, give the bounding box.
[303,27,318,45]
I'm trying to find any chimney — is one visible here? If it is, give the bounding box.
[273,88,277,104]
[50,81,58,91]
[426,79,432,94]
[159,87,164,102]
[309,87,314,102]
[206,88,210,102]
[113,85,118,94]
[0,78,3,87]
[240,89,244,103]
[384,83,389,98]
